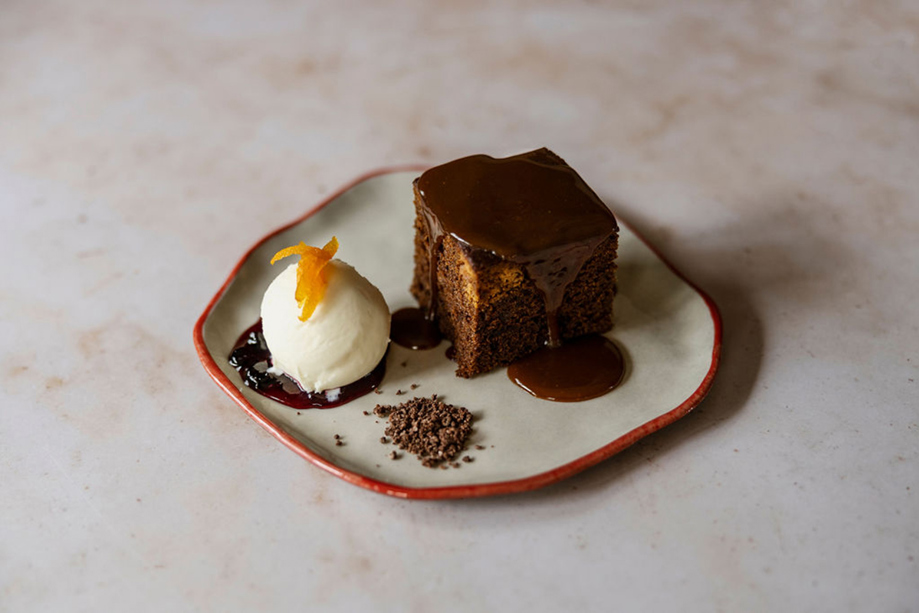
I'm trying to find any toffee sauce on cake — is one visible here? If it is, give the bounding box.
[229,320,385,409]
[412,148,624,402]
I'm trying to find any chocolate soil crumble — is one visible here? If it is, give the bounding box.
[395,148,625,401]
[374,396,473,468]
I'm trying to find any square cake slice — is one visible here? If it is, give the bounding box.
[410,148,618,378]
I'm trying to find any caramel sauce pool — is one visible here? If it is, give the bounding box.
[507,335,624,402]
[390,307,442,350]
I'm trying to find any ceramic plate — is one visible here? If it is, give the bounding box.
[194,168,722,499]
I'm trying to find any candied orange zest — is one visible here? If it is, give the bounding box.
[270,237,339,321]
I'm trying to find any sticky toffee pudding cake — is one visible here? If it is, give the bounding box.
[406,148,619,380]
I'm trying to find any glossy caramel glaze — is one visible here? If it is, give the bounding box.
[415,148,617,347]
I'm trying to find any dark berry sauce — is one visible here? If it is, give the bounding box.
[229,320,386,409]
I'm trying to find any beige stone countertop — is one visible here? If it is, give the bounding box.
[1,1,917,611]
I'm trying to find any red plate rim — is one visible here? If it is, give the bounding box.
[193,165,723,500]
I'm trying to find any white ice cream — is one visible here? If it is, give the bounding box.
[260,260,390,393]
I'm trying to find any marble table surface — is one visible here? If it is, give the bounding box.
[2,1,916,611]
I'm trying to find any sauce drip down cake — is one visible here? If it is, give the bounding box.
[410,148,619,378]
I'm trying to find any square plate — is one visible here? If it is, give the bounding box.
[194,168,722,499]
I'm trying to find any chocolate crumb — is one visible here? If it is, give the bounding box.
[475,445,485,450]
[389,450,400,460]
[373,396,473,468]
[374,389,383,395]
[335,440,344,447]
[451,462,460,468]
[462,455,473,463]
[395,389,405,396]
[333,434,340,440]
[410,383,419,390]
[379,436,387,444]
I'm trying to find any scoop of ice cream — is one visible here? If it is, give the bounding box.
[260,260,390,392]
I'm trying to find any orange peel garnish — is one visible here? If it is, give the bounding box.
[270,236,339,321]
